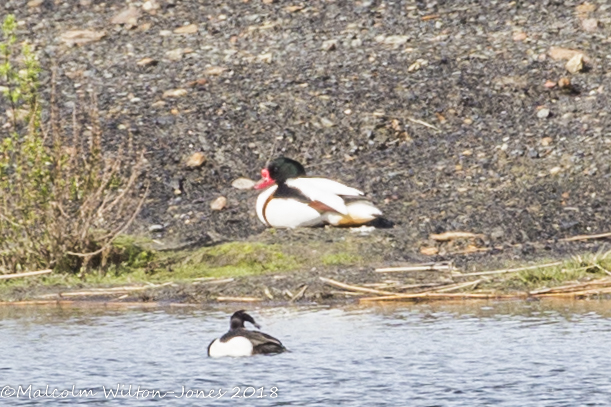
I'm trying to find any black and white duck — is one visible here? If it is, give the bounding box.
[207,310,286,358]
[254,157,382,228]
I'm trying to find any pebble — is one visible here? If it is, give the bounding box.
[549,167,562,175]
[566,54,583,74]
[148,224,164,232]
[110,7,140,26]
[60,30,106,47]
[162,89,188,98]
[320,117,335,127]
[540,137,553,146]
[27,0,44,7]
[548,47,586,61]
[512,31,527,41]
[186,152,206,168]
[582,18,598,32]
[537,108,550,119]
[558,77,571,89]
[231,178,256,190]
[210,196,227,211]
[137,57,157,66]
[204,66,227,76]
[174,24,198,34]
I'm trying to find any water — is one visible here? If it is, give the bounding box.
[1,300,611,406]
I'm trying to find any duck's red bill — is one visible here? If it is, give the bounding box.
[254,168,275,190]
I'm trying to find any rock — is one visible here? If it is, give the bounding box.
[408,59,427,72]
[110,7,140,26]
[174,24,198,34]
[137,57,157,66]
[148,224,164,232]
[544,80,556,88]
[231,178,256,189]
[320,117,335,127]
[257,52,273,63]
[540,137,553,146]
[27,0,44,7]
[566,54,584,74]
[582,18,598,32]
[537,108,550,118]
[210,196,227,211]
[165,48,193,61]
[322,39,337,51]
[162,89,188,98]
[420,247,439,256]
[549,166,562,175]
[285,5,304,12]
[262,0,275,4]
[186,152,206,168]
[142,0,160,12]
[558,77,571,89]
[548,47,587,62]
[575,2,596,18]
[375,35,410,46]
[60,30,106,47]
[512,31,527,41]
[203,66,227,75]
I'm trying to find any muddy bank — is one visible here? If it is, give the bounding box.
[2,0,611,284]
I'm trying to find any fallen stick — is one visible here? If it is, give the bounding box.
[433,279,482,293]
[529,278,611,295]
[192,278,234,286]
[560,231,611,242]
[457,261,562,277]
[360,292,524,302]
[216,296,262,302]
[534,287,611,298]
[329,290,365,296]
[289,285,308,303]
[0,269,52,280]
[407,117,440,131]
[35,282,174,298]
[375,262,453,273]
[430,232,484,241]
[319,277,398,296]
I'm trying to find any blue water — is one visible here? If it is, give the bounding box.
[1,300,611,406]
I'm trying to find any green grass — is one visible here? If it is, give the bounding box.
[321,252,363,266]
[482,251,611,292]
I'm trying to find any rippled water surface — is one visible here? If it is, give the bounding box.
[2,300,611,406]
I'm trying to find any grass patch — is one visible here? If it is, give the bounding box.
[482,251,611,292]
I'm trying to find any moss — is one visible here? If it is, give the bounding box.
[166,242,302,279]
[321,252,363,266]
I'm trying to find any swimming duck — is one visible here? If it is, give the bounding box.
[254,157,382,228]
[207,310,286,358]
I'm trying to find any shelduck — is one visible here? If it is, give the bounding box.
[207,310,286,358]
[254,157,382,228]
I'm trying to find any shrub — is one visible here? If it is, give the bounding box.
[0,15,148,275]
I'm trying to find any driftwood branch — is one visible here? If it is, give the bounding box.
[456,261,562,277]
[560,232,611,242]
[0,269,52,280]
[375,262,453,273]
[319,277,398,296]
[216,296,262,302]
[360,292,524,302]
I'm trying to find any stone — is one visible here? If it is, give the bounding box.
[148,224,164,232]
[137,57,157,66]
[162,89,188,98]
[231,178,256,189]
[60,30,106,47]
[110,7,140,26]
[186,152,206,168]
[582,18,598,32]
[210,196,227,211]
[203,66,227,75]
[174,24,198,34]
[566,54,584,74]
[537,108,550,118]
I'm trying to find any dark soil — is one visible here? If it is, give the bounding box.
[2,0,611,303]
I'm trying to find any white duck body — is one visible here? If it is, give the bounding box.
[208,336,254,358]
[256,177,382,228]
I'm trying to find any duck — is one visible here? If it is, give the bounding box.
[254,157,382,228]
[207,310,286,358]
